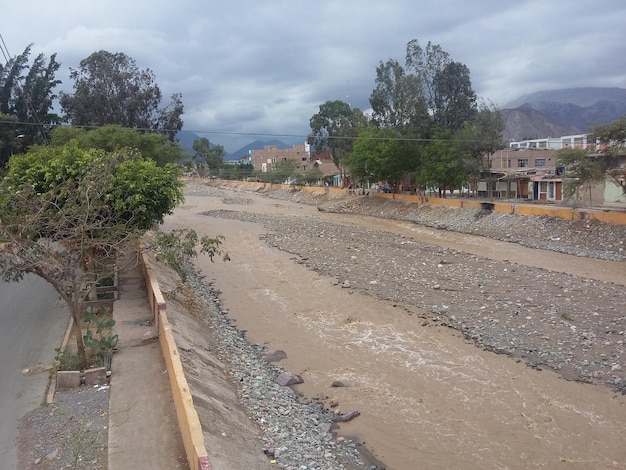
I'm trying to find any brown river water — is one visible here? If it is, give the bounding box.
[164,188,626,470]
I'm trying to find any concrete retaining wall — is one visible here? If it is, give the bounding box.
[139,250,212,470]
[194,179,626,225]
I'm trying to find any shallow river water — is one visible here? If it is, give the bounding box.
[164,187,626,470]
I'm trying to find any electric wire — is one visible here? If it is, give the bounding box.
[0,119,486,144]
[0,35,49,144]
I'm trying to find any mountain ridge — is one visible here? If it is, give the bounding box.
[500,86,626,142]
[176,132,295,161]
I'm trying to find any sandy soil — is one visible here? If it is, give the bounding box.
[161,182,626,470]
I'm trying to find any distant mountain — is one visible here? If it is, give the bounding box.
[175,131,232,160]
[501,87,626,142]
[504,87,626,109]
[229,139,291,159]
[500,108,580,142]
[175,133,298,162]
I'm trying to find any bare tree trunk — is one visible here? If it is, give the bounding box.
[71,310,85,353]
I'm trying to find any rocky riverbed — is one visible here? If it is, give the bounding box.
[18,180,626,470]
[198,181,626,395]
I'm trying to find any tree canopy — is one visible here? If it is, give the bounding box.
[0,45,61,167]
[417,128,465,195]
[0,141,185,350]
[559,116,626,198]
[50,124,187,166]
[59,50,184,140]
[308,100,366,168]
[591,117,626,195]
[404,39,476,130]
[369,58,429,135]
[344,126,418,188]
[192,137,225,175]
[3,140,184,229]
[349,38,481,191]
[218,161,254,180]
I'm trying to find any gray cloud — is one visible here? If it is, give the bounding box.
[3,0,625,152]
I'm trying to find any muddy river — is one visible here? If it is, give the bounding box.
[164,187,626,470]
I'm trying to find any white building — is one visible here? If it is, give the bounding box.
[508,134,589,150]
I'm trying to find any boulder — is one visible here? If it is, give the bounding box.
[274,371,303,386]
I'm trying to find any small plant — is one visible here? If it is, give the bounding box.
[58,406,106,469]
[55,348,96,372]
[151,228,230,280]
[97,272,115,287]
[83,307,118,371]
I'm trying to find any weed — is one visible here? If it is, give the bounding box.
[83,307,118,371]
[55,348,97,372]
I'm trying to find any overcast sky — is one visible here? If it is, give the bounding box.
[3,0,626,152]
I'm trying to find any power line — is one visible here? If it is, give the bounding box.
[0,120,488,144]
[0,34,49,144]
[0,33,10,63]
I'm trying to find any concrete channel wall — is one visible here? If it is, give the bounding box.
[139,249,212,470]
[222,180,626,225]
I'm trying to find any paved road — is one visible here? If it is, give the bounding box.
[0,276,68,468]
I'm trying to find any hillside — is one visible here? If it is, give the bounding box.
[229,139,291,159]
[501,87,626,141]
[501,108,580,142]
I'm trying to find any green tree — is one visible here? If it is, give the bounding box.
[308,100,367,168]
[220,161,254,180]
[557,148,606,204]
[405,39,476,131]
[0,45,61,166]
[458,100,505,198]
[51,125,186,166]
[417,129,464,196]
[0,142,184,351]
[589,117,626,195]
[367,58,427,187]
[364,39,476,189]
[432,62,477,131]
[274,159,298,183]
[0,113,21,173]
[369,59,429,135]
[193,137,224,174]
[59,51,183,139]
[344,126,416,189]
[295,168,323,186]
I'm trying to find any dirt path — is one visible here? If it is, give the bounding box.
[164,187,626,470]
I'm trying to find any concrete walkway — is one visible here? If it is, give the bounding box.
[108,259,188,469]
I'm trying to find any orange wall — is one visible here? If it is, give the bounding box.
[188,179,626,226]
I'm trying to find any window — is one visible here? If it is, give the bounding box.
[536,158,545,167]
[518,159,529,167]
[302,157,307,161]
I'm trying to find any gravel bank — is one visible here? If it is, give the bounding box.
[17,385,109,469]
[196,181,626,395]
[17,180,625,470]
[179,260,372,470]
